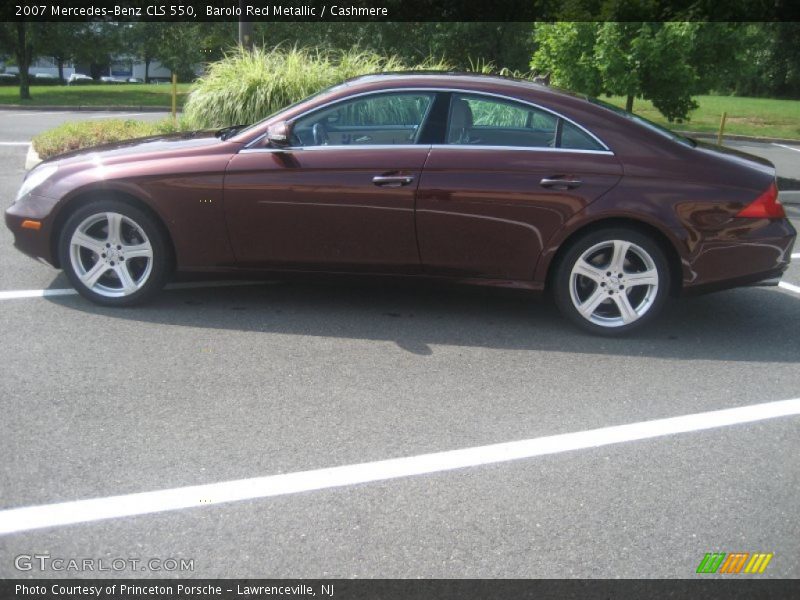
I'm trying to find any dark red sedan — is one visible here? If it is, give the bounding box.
[6,73,796,334]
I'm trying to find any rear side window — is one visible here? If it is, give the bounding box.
[446,93,605,151]
[560,120,605,151]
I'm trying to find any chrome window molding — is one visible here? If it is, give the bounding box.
[244,87,613,154]
[239,144,612,155]
[430,144,613,155]
[239,144,427,153]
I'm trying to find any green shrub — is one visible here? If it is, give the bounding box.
[184,46,453,129]
[32,118,184,160]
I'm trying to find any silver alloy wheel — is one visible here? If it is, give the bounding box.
[68,211,154,298]
[568,239,659,328]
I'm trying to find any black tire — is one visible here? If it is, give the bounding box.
[552,227,671,335]
[58,199,170,306]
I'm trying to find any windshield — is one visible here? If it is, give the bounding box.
[589,97,696,147]
[231,82,349,139]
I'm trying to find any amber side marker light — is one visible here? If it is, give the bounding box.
[21,220,42,230]
[736,182,785,219]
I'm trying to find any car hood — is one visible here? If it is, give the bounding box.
[44,130,233,168]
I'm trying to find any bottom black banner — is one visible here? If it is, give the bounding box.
[1,579,798,600]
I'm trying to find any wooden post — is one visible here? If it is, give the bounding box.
[716,111,727,146]
[171,73,177,122]
[239,0,253,51]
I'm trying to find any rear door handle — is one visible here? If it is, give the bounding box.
[372,175,414,187]
[540,177,582,189]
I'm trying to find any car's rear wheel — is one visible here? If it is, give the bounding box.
[58,200,169,306]
[553,228,670,335]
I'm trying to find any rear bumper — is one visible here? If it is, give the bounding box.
[745,276,781,287]
[681,218,795,295]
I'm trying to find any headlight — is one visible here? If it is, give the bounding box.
[15,164,58,202]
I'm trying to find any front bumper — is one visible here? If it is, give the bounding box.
[5,194,59,266]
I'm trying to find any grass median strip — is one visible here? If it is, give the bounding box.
[32,118,184,159]
[0,83,191,108]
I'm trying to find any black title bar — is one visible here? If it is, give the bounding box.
[3,0,800,22]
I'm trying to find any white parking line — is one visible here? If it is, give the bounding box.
[0,142,30,146]
[792,253,800,259]
[0,281,266,301]
[0,288,76,300]
[0,397,798,535]
[779,281,800,295]
[773,143,800,153]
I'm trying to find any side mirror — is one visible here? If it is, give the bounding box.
[266,121,291,147]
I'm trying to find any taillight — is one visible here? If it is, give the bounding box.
[736,182,785,218]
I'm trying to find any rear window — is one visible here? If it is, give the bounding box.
[589,98,696,147]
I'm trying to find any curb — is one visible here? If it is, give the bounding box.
[0,105,175,113]
[25,145,42,170]
[676,131,800,146]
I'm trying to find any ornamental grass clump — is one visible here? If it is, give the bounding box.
[183,46,453,129]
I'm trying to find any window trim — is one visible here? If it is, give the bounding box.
[289,90,437,149]
[244,87,613,155]
[445,91,602,152]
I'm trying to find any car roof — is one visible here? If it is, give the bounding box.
[342,71,580,101]
[345,71,536,89]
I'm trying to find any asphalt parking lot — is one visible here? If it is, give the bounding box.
[0,110,798,579]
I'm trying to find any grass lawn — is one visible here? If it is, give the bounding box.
[0,83,192,108]
[603,94,800,140]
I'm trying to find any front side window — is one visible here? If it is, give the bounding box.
[292,92,434,147]
[446,93,605,151]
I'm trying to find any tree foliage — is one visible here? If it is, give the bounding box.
[531,21,800,121]
[531,22,709,121]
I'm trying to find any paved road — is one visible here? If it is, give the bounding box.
[0,111,798,579]
[0,109,170,142]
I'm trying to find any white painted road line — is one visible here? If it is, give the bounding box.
[773,143,800,153]
[0,281,267,301]
[1,397,798,536]
[778,281,800,295]
[0,288,77,300]
[792,253,800,259]
[0,142,30,146]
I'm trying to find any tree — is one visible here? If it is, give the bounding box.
[122,23,162,82]
[37,23,84,81]
[0,23,37,99]
[723,22,800,98]
[532,22,709,121]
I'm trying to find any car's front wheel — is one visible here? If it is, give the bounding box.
[58,200,169,306]
[553,228,671,335]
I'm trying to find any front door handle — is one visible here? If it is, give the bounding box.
[540,177,582,189]
[372,175,414,188]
